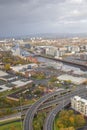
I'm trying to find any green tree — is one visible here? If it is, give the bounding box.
[56,110,85,129]
[50,77,57,82]
[33,111,46,130]
[60,127,75,130]
[4,64,10,71]
[10,125,16,130]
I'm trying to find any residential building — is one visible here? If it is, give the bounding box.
[80,53,87,61]
[45,46,59,57]
[71,96,87,116]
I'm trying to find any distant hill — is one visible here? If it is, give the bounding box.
[0,32,87,40]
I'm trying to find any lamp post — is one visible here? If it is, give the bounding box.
[19,96,23,130]
[53,113,55,130]
[62,94,64,110]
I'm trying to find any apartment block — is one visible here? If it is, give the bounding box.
[71,96,87,116]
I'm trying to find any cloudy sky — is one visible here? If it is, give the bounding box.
[0,0,87,37]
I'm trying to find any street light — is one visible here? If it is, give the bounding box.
[19,96,23,130]
[62,94,64,110]
[53,113,56,130]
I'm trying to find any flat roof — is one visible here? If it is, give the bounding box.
[58,74,87,85]
[12,80,32,88]
[73,96,81,101]
[72,96,87,104]
[0,70,8,77]
[11,64,38,72]
[0,85,11,92]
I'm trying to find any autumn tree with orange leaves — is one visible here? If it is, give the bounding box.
[56,110,85,130]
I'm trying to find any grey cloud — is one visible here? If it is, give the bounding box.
[0,0,65,6]
[0,0,28,5]
[0,0,87,37]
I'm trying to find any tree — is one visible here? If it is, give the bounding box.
[4,64,10,71]
[74,115,86,128]
[33,111,46,130]
[50,76,57,82]
[60,127,75,130]
[34,89,43,96]
[64,80,72,85]
[10,126,16,130]
[56,110,86,129]
[6,108,13,115]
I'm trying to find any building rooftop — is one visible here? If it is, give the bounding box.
[0,70,8,77]
[58,74,87,85]
[0,85,11,92]
[73,96,87,105]
[73,96,81,101]
[12,80,32,88]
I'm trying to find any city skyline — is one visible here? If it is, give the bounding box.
[0,0,87,37]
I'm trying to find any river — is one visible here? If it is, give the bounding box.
[36,56,87,74]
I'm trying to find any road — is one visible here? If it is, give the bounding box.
[43,100,70,130]
[0,87,86,125]
[0,113,21,123]
[0,87,85,122]
[23,89,66,130]
[0,89,70,122]
[23,86,87,130]
[0,88,86,123]
[43,93,87,130]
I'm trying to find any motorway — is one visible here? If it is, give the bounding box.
[0,89,71,122]
[0,87,86,123]
[0,87,85,123]
[24,86,87,130]
[43,93,87,130]
[43,100,70,130]
[23,89,66,130]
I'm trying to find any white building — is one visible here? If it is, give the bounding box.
[71,46,80,53]
[71,96,87,116]
[11,63,38,73]
[12,47,21,56]
[12,44,21,56]
[46,46,58,57]
[66,46,80,53]
[45,46,66,57]
[58,74,87,85]
[80,53,87,61]
[66,46,72,52]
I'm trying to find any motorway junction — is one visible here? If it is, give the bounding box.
[23,86,87,130]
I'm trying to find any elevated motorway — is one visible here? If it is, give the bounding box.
[23,89,66,130]
[39,87,86,110]
[1,88,86,124]
[24,86,87,130]
[43,93,87,130]
[43,100,70,130]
